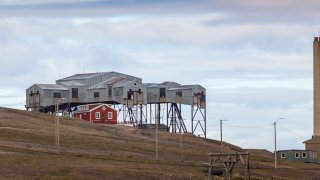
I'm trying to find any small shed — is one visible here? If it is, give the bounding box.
[73,104,117,124]
[277,150,317,163]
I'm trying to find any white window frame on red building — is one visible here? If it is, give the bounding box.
[96,112,100,119]
[108,112,112,119]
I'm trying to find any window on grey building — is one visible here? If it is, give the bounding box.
[114,87,123,96]
[295,152,300,158]
[127,90,133,100]
[302,152,307,158]
[94,92,99,98]
[176,91,182,97]
[160,88,166,97]
[200,94,206,102]
[108,86,112,96]
[280,153,286,158]
[53,92,61,98]
[72,88,78,98]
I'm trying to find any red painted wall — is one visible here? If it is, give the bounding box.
[74,111,90,122]
[74,104,117,124]
[91,105,117,124]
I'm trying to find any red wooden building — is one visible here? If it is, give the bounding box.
[73,103,117,124]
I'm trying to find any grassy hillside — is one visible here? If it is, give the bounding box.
[0,107,319,179]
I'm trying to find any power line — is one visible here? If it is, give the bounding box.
[208,121,274,128]
[277,124,308,140]
[223,123,273,129]
[206,123,220,127]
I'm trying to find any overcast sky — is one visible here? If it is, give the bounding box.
[0,0,319,151]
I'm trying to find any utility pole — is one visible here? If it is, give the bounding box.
[220,119,227,152]
[156,109,158,159]
[55,103,60,152]
[180,119,183,161]
[55,98,66,153]
[180,133,183,161]
[155,95,158,159]
[274,121,277,169]
[274,118,283,169]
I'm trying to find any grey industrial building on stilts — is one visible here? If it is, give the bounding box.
[26,71,207,137]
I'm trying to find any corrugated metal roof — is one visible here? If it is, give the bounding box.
[113,79,133,87]
[145,83,160,88]
[87,78,114,90]
[87,77,129,89]
[58,72,109,81]
[168,85,204,91]
[60,81,86,86]
[36,84,69,90]
[159,81,180,86]
[145,82,181,88]
[109,77,127,85]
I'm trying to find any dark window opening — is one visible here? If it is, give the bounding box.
[72,88,78,98]
[200,95,206,102]
[176,91,182,97]
[108,86,112,96]
[302,152,307,158]
[127,91,133,100]
[114,87,123,96]
[160,88,166,97]
[94,92,99,98]
[53,92,61,98]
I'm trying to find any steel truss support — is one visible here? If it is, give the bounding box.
[120,104,147,126]
[191,104,207,138]
[40,100,207,138]
[168,103,187,134]
[138,104,147,124]
[121,105,136,126]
